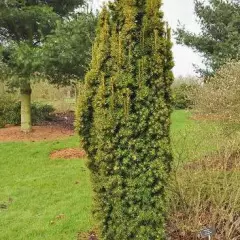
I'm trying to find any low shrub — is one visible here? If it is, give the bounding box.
[1,101,55,126]
[172,83,195,109]
[0,93,16,128]
[31,103,55,124]
[167,141,240,239]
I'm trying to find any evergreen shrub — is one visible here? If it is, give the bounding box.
[0,100,54,127]
[76,1,174,239]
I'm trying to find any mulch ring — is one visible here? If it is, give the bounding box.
[50,148,86,160]
[184,150,240,171]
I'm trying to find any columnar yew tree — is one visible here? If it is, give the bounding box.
[76,0,174,239]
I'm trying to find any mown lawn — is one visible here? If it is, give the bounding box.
[171,110,223,161]
[0,110,223,239]
[0,137,92,240]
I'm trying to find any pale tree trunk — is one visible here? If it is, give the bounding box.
[20,82,32,133]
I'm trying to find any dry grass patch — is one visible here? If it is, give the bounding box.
[167,144,240,239]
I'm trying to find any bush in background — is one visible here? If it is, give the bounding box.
[172,83,194,109]
[167,134,240,239]
[0,92,16,127]
[0,100,55,127]
[192,61,240,123]
[31,103,55,124]
[172,76,201,110]
[1,81,77,114]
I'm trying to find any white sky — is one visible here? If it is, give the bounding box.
[92,0,203,77]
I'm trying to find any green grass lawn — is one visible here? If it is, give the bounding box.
[0,110,225,239]
[171,110,224,162]
[0,137,93,240]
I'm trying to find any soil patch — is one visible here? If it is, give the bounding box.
[50,148,86,160]
[0,125,74,142]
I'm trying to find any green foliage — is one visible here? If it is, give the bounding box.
[172,83,194,109]
[0,0,88,131]
[0,5,59,43]
[0,0,84,14]
[175,0,240,76]
[0,93,16,127]
[1,101,55,126]
[2,43,40,87]
[0,0,88,87]
[40,12,97,85]
[0,0,84,42]
[76,1,174,239]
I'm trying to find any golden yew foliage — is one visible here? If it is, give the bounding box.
[76,1,174,239]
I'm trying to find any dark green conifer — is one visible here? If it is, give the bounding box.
[76,0,174,239]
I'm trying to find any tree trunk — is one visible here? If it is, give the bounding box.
[20,83,32,133]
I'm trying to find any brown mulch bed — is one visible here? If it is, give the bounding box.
[50,148,86,160]
[0,125,74,142]
[0,111,75,142]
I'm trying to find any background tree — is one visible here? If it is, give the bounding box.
[175,0,240,76]
[0,0,86,132]
[76,0,174,238]
[39,11,97,87]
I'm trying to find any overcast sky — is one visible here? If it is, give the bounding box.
[92,0,202,76]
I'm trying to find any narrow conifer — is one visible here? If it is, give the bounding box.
[76,1,174,239]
